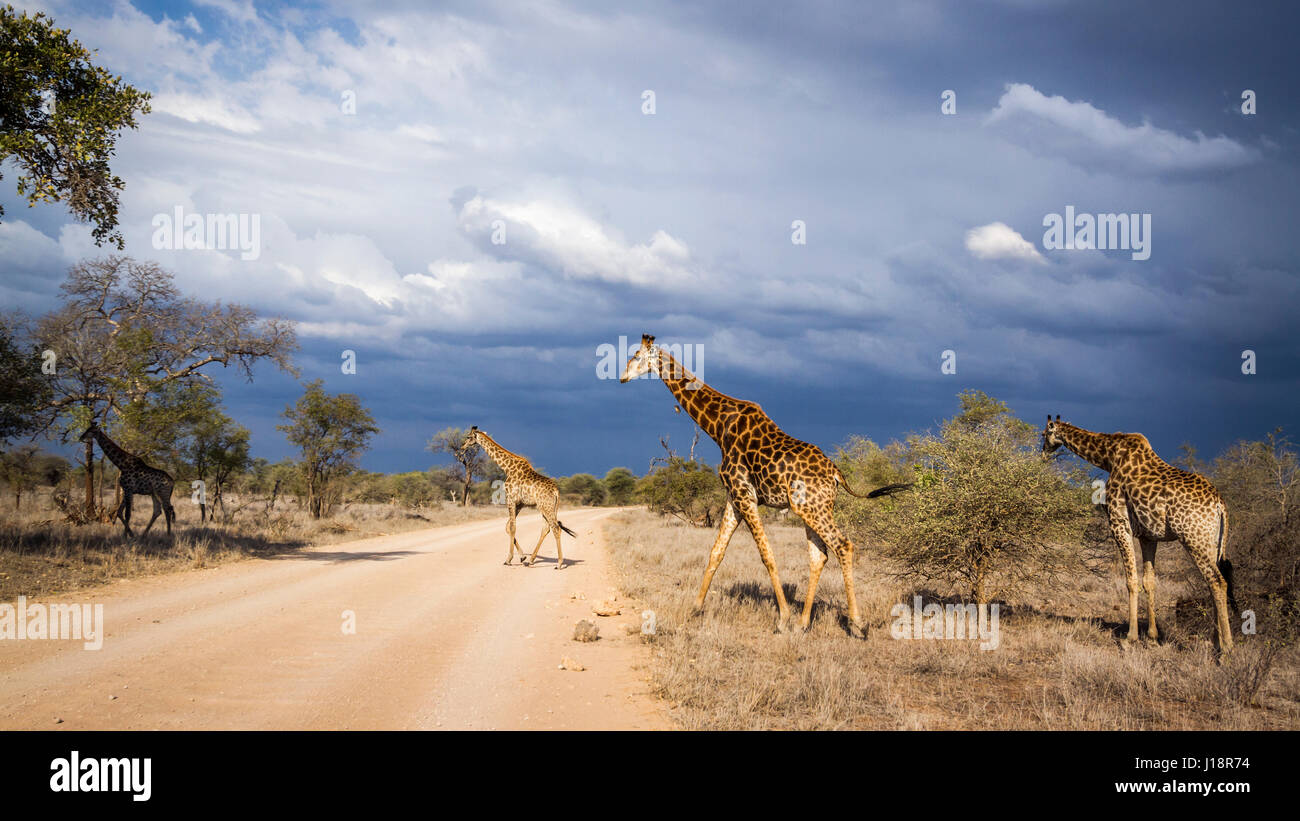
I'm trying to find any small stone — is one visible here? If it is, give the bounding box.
[592,600,621,617]
[560,656,585,672]
[54,717,63,724]
[573,619,600,642]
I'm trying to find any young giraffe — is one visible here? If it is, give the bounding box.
[464,426,577,569]
[1042,415,1237,652]
[79,424,176,538]
[620,334,908,637]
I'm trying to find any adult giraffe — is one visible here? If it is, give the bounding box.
[620,334,908,637]
[464,426,576,569]
[1042,415,1237,652]
[80,424,176,538]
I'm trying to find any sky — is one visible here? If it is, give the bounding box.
[2,0,1297,477]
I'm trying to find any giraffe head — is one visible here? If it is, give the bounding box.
[464,425,484,451]
[78,423,99,444]
[619,334,662,383]
[1041,414,1065,456]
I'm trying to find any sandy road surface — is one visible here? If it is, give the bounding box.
[0,507,668,730]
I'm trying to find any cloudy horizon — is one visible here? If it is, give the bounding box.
[2,0,1297,477]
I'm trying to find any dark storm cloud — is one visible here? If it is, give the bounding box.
[1,0,1296,474]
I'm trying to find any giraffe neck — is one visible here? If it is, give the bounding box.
[1056,423,1118,473]
[475,432,529,475]
[91,428,141,471]
[656,350,739,443]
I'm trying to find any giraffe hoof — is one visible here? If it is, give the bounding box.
[848,622,866,640]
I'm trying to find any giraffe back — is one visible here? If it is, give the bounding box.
[720,403,838,508]
[1110,434,1224,542]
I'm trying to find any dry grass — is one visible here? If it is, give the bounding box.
[604,509,1300,730]
[0,488,502,600]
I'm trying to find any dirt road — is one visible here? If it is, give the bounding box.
[0,507,668,730]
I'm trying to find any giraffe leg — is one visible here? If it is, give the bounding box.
[141,493,163,537]
[1184,533,1234,654]
[799,526,828,632]
[120,494,134,539]
[551,512,565,571]
[1139,537,1159,641]
[694,500,739,612]
[163,487,175,536]
[505,502,518,564]
[832,531,866,639]
[1107,495,1139,643]
[525,516,551,567]
[734,493,791,633]
[111,495,128,530]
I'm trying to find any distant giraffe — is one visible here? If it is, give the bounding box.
[1042,415,1237,652]
[620,334,908,637]
[80,424,176,538]
[465,426,577,569]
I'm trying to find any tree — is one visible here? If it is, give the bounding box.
[176,402,250,523]
[427,427,486,506]
[34,257,297,516]
[955,388,1033,434]
[278,380,379,519]
[1214,429,1297,527]
[0,6,151,247]
[562,473,607,506]
[1211,430,1299,601]
[0,443,40,508]
[863,399,1092,604]
[0,316,50,444]
[638,456,727,527]
[603,467,638,506]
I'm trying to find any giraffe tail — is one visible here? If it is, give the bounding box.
[866,483,914,498]
[558,521,577,538]
[1217,508,1240,616]
[834,466,912,499]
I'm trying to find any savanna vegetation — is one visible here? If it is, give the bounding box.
[606,390,1300,729]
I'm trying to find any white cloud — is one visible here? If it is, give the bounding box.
[454,194,697,287]
[986,83,1257,175]
[194,0,258,26]
[965,222,1044,263]
[395,124,446,143]
[151,92,262,134]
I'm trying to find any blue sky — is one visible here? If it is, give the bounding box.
[2,0,1297,477]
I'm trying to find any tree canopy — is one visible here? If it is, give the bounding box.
[1,6,151,247]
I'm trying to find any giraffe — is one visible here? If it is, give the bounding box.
[464,426,577,569]
[79,423,176,538]
[1042,415,1237,652]
[620,334,909,637]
